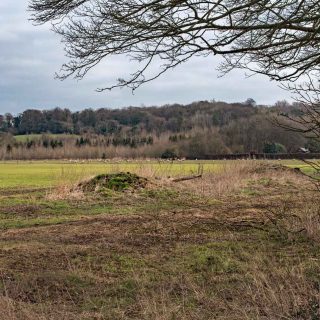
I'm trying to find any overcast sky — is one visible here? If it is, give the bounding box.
[0,1,292,114]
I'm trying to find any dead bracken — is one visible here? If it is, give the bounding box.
[78,172,148,192]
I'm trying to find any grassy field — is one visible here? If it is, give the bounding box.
[0,159,311,189]
[0,160,319,319]
[14,134,80,143]
[0,160,230,189]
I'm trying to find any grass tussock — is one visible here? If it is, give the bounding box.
[45,183,84,201]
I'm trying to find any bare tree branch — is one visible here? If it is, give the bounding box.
[29,0,320,90]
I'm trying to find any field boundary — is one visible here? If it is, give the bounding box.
[187,153,320,160]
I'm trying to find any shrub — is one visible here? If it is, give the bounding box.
[161,149,177,159]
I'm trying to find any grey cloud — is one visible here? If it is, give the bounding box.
[0,1,292,114]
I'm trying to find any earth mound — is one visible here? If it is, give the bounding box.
[252,163,302,174]
[78,172,148,193]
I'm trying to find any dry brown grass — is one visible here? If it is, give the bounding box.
[134,249,319,320]
[239,256,318,319]
[297,203,320,243]
[240,264,319,320]
[45,184,84,201]
[0,296,46,320]
[1,161,319,320]
[174,161,275,198]
[45,167,87,200]
[1,259,318,320]
[263,199,320,244]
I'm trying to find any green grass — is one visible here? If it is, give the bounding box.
[14,133,80,142]
[0,177,206,231]
[0,159,314,189]
[0,160,221,188]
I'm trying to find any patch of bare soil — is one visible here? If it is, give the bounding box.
[0,204,41,217]
[0,188,47,197]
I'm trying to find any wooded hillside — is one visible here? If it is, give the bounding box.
[0,100,316,159]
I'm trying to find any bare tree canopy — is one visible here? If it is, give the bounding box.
[277,79,320,138]
[29,0,320,90]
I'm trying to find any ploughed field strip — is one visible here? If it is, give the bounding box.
[0,162,319,319]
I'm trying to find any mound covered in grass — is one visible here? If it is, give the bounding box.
[252,162,302,174]
[78,172,148,192]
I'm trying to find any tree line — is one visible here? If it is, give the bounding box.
[0,100,318,160]
[0,99,280,135]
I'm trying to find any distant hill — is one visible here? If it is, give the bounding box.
[0,100,317,160]
[2,100,261,135]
